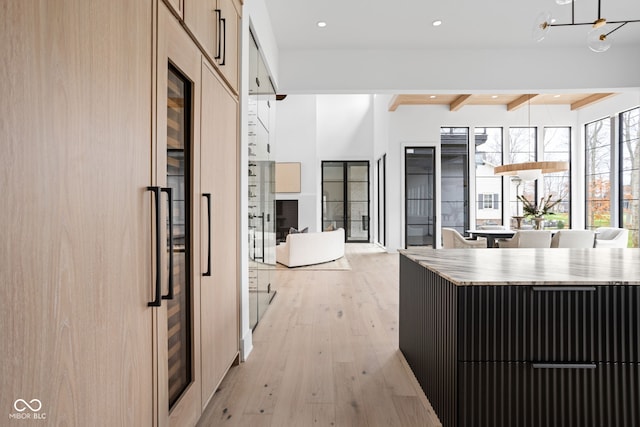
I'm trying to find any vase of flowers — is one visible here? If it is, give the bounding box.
[517,194,561,230]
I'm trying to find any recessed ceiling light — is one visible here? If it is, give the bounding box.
[317,21,327,28]
[553,94,561,98]
[430,95,437,99]
[432,20,442,27]
[491,95,498,99]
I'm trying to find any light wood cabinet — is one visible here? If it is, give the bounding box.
[200,59,240,408]
[156,4,203,426]
[2,1,240,425]
[185,0,241,92]
[0,0,153,424]
[157,3,240,425]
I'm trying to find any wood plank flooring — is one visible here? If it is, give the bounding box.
[197,244,441,427]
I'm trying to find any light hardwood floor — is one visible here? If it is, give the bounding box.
[198,244,441,427]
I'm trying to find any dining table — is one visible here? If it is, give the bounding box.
[466,229,518,247]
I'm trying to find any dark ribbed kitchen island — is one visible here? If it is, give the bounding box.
[399,248,640,427]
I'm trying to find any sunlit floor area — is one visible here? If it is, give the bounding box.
[198,244,440,427]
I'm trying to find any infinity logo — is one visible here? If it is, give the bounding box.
[13,399,42,412]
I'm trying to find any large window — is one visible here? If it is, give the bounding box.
[509,127,537,222]
[620,107,640,247]
[441,128,469,235]
[585,118,612,230]
[542,127,571,229]
[475,128,503,228]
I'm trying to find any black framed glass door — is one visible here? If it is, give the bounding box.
[405,147,436,247]
[322,161,370,242]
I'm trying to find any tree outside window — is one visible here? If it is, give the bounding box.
[620,107,640,247]
[542,127,571,229]
[585,118,611,230]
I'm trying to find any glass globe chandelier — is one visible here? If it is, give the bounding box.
[533,0,640,52]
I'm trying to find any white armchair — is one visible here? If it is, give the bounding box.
[497,230,552,248]
[595,227,629,248]
[442,228,487,249]
[550,230,595,248]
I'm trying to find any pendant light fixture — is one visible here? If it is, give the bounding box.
[494,96,569,179]
[533,0,640,52]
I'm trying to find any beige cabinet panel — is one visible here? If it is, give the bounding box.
[216,0,240,92]
[166,0,184,18]
[0,1,153,425]
[200,60,240,408]
[184,0,216,58]
[158,3,239,424]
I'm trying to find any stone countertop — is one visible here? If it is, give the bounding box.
[400,248,640,286]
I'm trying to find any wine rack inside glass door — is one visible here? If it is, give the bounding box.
[166,64,193,410]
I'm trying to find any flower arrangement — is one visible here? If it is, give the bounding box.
[517,194,561,218]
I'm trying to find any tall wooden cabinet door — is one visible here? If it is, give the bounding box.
[0,1,153,425]
[156,4,203,426]
[200,60,240,407]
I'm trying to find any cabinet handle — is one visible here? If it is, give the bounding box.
[147,186,162,307]
[220,17,226,66]
[214,9,222,60]
[203,193,212,276]
[532,286,596,292]
[161,187,174,300]
[532,363,597,369]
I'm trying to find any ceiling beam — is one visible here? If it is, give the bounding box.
[450,95,472,112]
[389,94,441,111]
[507,94,538,111]
[388,95,401,112]
[570,93,615,110]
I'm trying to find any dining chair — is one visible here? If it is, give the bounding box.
[497,230,552,248]
[595,227,629,248]
[442,228,487,249]
[550,230,596,248]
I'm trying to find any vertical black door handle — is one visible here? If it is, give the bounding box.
[261,212,265,262]
[203,193,212,276]
[161,187,174,300]
[220,17,226,66]
[147,186,162,307]
[214,9,222,60]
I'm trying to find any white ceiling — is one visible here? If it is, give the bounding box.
[257,0,640,93]
[266,0,640,50]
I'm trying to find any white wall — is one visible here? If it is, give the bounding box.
[274,95,318,232]
[275,95,374,233]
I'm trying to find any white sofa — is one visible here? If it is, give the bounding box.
[276,228,345,267]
